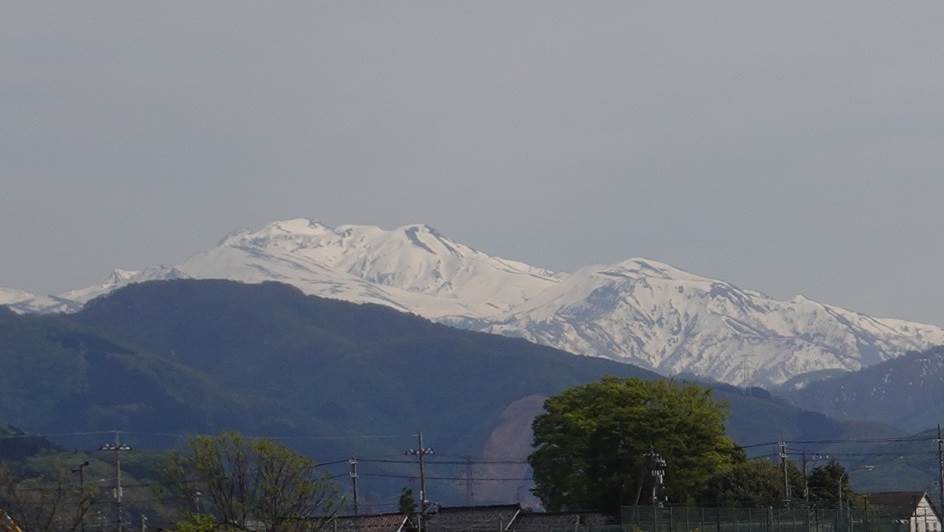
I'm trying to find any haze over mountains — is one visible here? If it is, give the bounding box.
[4,218,943,387]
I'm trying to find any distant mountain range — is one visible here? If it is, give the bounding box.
[4,218,943,386]
[0,279,868,504]
[782,346,944,432]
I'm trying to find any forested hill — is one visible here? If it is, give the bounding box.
[783,346,944,432]
[0,280,879,501]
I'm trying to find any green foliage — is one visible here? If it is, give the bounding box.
[399,487,417,514]
[173,513,220,532]
[702,459,804,507]
[807,460,852,508]
[529,377,738,513]
[164,432,343,532]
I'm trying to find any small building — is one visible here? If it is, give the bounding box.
[866,491,942,532]
[326,512,411,532]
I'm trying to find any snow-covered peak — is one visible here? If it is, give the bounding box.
[197,219,560,318]
[219,218,334,247]
[62,265,190,304]
[0,287,38,306]
[606,257,708,281]
[101,269,141,287]
[0,287,80,314]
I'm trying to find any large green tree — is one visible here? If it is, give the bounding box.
[529,377,738,513]
[164,433,343,532]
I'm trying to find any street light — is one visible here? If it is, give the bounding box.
[71,460,90,487]
[839,465,875,522]
[99,439,133,532]
[71,461,90,532]
[99,443,133,452]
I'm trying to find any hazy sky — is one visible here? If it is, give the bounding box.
[2,2,942,324]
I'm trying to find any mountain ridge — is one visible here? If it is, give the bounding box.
[6,218,943,387]
[782,346,944,432]
[1,278,896,503]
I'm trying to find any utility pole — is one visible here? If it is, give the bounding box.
[649,450,667,507]
[839,472,848,516]
[802,452,809,501]
[779,441,791,506]
[938,424,944,515]
[349,458,359,515]
[405,432,433,531]
[464,456,473,506]
[72,461,90,532]
[99,432,132,532]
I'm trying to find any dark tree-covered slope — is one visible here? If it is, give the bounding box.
[0,280,891,503]
[784,346,944,432]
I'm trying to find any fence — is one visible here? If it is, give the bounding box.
[619,506,914,532]
[409,506,919,532]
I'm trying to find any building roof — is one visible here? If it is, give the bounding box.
[329,512,410,531]
[866,491,939,520]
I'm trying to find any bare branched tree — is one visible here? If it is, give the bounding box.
[0,464,97,532]
[164,433,343,532]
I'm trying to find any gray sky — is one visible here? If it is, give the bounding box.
[2,1,942,325]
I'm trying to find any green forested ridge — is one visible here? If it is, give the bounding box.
[0,280,897,503]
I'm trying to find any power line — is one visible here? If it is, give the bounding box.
[359,457,529,465]
[0,430,117,440]
[739,440,780,449]
[739,435,938,449]
[0,430,412,441]
[314,458,354,468]
[785,436,937,445]
[360,473,532,482]
[786,450,936,458]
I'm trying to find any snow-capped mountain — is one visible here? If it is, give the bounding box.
[5,218,944,386]
[61,265,190,304]
[3,266,188,314]
[0,287,80,314]
[178,219,560,319]
[0,287,37,307]
[483,259,944,385]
